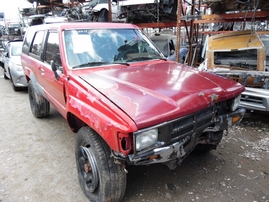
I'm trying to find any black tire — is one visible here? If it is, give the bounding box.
[75,127,127,202]
[28,80,50,118]
[192,144,214,155]
[98,9,108,22]
[4,68,8,79]
[192,131,223,155]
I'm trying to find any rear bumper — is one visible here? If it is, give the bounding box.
[239,87,269,111]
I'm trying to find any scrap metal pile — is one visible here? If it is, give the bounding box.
[22,0,269,23]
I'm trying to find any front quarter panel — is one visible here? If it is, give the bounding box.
[65,76,138,152]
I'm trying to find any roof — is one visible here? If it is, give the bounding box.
[26,22,139,31]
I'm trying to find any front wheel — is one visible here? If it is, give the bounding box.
[10,73,20,91]
[75,127,127,202]
[4,68,8,79]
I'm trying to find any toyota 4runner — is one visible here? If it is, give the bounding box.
[21,22,245,202]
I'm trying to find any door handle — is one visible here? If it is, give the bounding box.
[41,68,44,76]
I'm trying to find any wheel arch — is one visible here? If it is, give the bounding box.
[66,107,135,155]
[66,111,118,151]
[67,112,87,133]
[28,72,45,97]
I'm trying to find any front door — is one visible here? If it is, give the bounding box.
[39,30,67,117]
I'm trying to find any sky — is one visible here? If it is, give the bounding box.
[0,0,33,20]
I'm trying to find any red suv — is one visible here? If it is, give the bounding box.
[21,22,245,202]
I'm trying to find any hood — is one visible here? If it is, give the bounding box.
[76,61,244,128]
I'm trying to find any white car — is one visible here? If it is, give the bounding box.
[3,40,28,91]
[87,0,125,22]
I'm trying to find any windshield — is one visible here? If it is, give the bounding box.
[11,43,23,56]
[63,28,163,68]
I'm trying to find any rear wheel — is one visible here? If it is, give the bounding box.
[28,80,50,118]
[75,127,127,202]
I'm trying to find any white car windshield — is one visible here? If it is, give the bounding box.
[11,43,23,56]
[63,28,163,68]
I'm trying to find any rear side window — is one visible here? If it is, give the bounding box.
[44,31,61,66]
[30,31,45,56]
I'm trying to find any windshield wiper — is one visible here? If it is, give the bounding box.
[73,61,130,68]
[112,62,130,66]
[126,57,157,62]
[126,57,164,62]
[73,62,109,68]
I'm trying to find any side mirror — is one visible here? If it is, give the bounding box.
[50,60,59,80]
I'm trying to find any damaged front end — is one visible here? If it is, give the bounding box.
[115,101,245,170]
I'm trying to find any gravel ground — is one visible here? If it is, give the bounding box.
[0,67,268,202]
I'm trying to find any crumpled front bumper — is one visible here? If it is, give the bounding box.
[128,108,245,167]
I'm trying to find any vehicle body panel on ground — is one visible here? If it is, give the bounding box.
[21,22,245,202]
[3,40,27,91]
[201,30,269,111]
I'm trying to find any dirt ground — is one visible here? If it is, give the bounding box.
[0,67,269,202]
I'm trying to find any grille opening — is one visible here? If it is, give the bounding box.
[241,95,263,104]
[171,107,215,141]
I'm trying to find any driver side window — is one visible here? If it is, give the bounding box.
[44,31,61,67]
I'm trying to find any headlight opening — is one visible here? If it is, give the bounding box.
[135,128,158,151]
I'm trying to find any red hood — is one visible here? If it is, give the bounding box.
[74,61,244,128]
